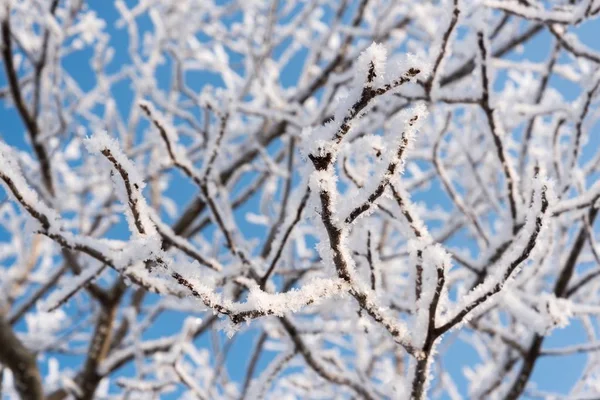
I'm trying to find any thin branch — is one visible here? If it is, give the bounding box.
[436,184,549,336]
[478,31,520,234]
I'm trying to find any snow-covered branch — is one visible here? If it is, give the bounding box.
[0,0,598,398]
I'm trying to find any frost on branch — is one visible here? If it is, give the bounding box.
[0,0,599,399]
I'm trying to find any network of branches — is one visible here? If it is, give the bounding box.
[1,0,600,399]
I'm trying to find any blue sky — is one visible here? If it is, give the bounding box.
[1,1,600,398]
